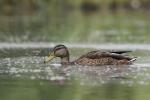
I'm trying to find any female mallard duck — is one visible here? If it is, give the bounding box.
[44,44,136,66]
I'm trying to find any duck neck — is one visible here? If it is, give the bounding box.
[61,56,70,65]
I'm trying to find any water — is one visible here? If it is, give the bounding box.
[0,44,150,100]
[0,11,149,43]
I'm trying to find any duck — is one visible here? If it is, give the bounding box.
[44,44,136,66]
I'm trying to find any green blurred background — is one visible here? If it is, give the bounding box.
[0,0,149,43]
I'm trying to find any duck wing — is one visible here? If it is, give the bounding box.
[109,50,132,54]
[81,51,133,60]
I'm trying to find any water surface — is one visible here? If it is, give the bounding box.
[0,43,150,100]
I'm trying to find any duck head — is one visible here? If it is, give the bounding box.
[44,44,69,64]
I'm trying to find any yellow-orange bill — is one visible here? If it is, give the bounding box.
[44,52,55,63]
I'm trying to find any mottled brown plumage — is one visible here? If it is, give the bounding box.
[44,44,136,66]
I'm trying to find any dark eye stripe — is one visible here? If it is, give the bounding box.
[53,45,66,51]
[54,47,62,51]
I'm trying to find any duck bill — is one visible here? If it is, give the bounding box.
[44,52,55,63]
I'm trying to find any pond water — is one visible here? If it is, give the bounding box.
[0,43,150,100]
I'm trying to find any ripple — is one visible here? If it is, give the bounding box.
[0,56,150,86]
[0,42,150,50]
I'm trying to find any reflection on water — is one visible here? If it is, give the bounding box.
[0,46,150,100]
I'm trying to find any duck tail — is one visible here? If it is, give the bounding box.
[130,57,137,62]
